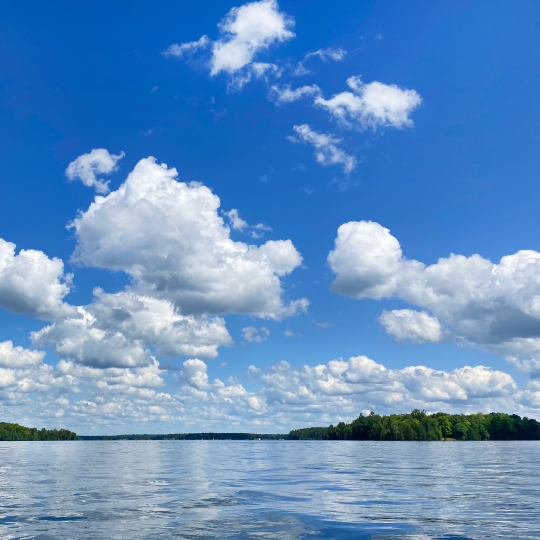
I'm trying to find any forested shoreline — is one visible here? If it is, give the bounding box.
[4,410,539,442]
[79,433,284,440]
[0,422,78,441]
[288,410,540,441]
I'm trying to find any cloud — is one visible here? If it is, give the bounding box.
[210,0,294,76]
[242,326,270,343]
[289,125,357,173]
[293,47,346,76]
[329,220,540,368]
[32,289,232,368]
[257,356,518,411]
[313,320,333,328]
[224,209,248,231]
[315,76,421,130]
[179,359,211,390]
[1,353,538,434]
[305,47,346,62]
[379,310,443,344]
[284,330,302,338]
[224,210,272,238]
[162,35,210,58]
[270,84,321,103]
[69,156,307,320]
[0,341,45,368]
[164,1,293,89]
[251,62,282,80]
[66,149,125,194]
[0,238,76,320]
[507,356,540,379]
[56,359,165,389]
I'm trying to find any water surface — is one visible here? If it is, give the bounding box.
[0,440,538,539]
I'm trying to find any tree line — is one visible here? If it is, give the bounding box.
[288,410,540,441]
[79,432,285,440]
[0,422,78,441]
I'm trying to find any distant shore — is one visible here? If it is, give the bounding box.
[4,410,540,441]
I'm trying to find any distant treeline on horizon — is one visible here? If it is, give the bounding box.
[0,422,78,441]
[289,410,540,441]
[78,432,285,440]
[3,411,540,441]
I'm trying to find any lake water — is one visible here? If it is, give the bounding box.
[0,440,538,539]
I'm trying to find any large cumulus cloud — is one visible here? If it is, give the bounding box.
[329,221,540,374]
[70,157,307,320]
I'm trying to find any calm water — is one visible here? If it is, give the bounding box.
[0,440,538,539]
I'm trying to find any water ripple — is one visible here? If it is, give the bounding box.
[0,440,538,539]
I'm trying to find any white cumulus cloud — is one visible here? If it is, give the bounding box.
[329,220,540,371]
[315,76,421,130]
[210,0,294,76]
[32,289,232,368]
[66,149,125,194]
[164,0,293,89]
[69,156,307,320]
[0,341,45,368]
[379,309,443,344]
[0,238,76,320]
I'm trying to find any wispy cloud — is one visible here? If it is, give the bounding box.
[288,124,357,173]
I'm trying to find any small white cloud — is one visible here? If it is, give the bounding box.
[151,86,159,93]
[251,62,282,78]
[164,1,293,91]
[270,84,321,104]
[305,47,346,62]
[162,35,210,58]
[292,63,311,76]
[293,47,346,76]
[66,148,125,194]
[242,326,270,343]
[210,0,294,76]
[224,209,248,231]
[315,76,421,130]
[290,124,357,173]
[380,309,443,344]
[313,320,333,328]
[284,330,302,338]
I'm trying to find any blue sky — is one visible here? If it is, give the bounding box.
[1,0,540,434]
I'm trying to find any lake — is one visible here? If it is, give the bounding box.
[0,440,538,539]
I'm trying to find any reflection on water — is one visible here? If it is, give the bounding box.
[0,440,538,539]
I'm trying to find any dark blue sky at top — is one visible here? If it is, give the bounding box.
[1,0,540,387]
